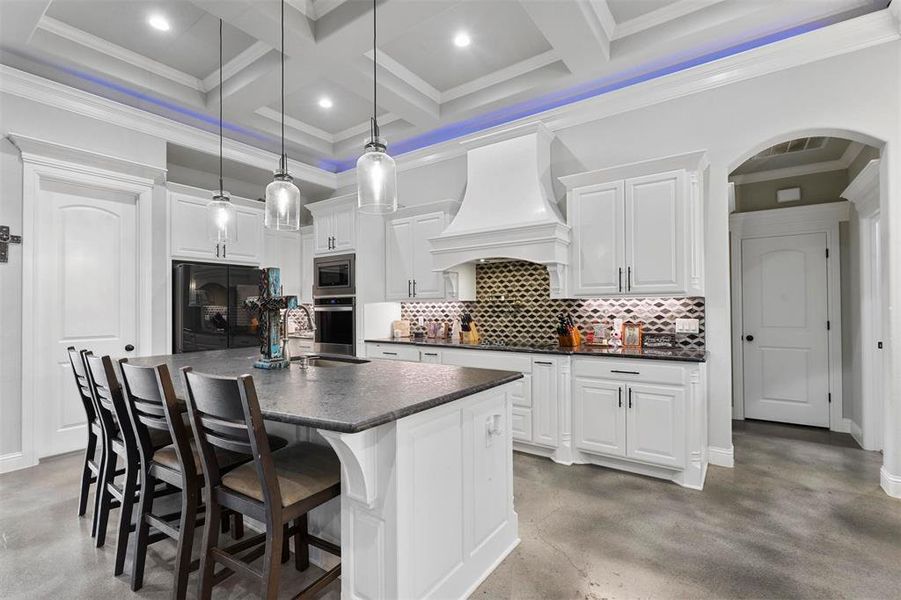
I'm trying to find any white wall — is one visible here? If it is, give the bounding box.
[382,41,901,462]
[0,93,166,463]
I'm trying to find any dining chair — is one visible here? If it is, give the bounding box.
[182,368,341,600]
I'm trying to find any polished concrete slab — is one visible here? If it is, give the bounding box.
[1,421,899,599]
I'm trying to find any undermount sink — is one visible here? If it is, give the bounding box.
[291,355,369,368]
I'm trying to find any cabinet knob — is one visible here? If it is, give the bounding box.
[124,344,135,352]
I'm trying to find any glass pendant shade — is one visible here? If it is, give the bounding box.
[265,171,301,230]
[207,192,237,242]
[356,141,398,215]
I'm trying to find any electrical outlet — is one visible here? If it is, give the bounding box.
[675,318,700,334]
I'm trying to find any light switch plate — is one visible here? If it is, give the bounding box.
[675,318,700,334]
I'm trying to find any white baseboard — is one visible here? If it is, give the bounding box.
[831,417,852,434]
[880,466,901,499]
[0,451,37,474]
[708,445,734,468]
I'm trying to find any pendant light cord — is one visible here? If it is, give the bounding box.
[370,0,378,143]
[218,18,223,195]
[280,0,286,171]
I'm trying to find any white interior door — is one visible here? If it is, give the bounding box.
[742,233,830,427]
[36,181,138,457]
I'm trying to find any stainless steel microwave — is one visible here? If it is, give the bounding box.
[313,253,355,297]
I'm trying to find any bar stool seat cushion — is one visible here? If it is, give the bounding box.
[220,443,340,507]
[153,435,289,473]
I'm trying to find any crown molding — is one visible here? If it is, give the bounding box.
[336,9,898,188]
[0,65,337,189]
[840,158,880,209]
[201,41,272,93]
[613,0,727,40]
[7,132,166,182]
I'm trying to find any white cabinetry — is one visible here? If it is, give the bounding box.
[530,358,559,448]
[263,229,302,296]
[625,382,685,468]
[573,378,626,457]
[625,171,684,294]
[307,195,356,256]
[385,201,473,301]
[561,152,705,297]
[169,184,263,265]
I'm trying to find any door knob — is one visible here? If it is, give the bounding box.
[124,344,135,352]
[744,335,754,342]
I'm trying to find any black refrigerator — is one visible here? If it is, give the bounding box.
[173,261,261,353]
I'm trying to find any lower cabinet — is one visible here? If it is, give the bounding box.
[362,343,704,487]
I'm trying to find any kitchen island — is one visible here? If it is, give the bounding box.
[126,348,523,599]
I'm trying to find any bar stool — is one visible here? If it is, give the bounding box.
[66,347,103,529]
[118,360,286,598]
[182,368,342,600]
[84,352,172,576]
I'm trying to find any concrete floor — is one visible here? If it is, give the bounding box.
[1,421,899,599]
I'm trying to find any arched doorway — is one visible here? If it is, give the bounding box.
[727,132,887,468]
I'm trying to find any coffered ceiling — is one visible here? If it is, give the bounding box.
[0,0,888,175]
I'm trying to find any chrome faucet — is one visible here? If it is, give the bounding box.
[298,304,316,333]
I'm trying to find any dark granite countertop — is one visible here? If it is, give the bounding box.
[366,338,707,363]
[125,348,522,433]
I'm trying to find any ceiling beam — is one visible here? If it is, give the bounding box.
[519,0,611,73]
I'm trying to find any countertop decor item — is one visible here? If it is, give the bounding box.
[643,332,676,349]
[622,321,643,347]
[244,267,297,369]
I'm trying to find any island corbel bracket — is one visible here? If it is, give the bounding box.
[318,427,382,508]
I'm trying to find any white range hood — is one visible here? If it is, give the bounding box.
[429,122,570,296]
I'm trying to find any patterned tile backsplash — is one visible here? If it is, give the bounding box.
[401,261,705,348]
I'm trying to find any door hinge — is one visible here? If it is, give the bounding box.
[825,248,829,258]
[826,320,831,331]
[828,393,832,404]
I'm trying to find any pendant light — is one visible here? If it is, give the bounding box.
[207,18,237,243]
[356,0,397,215]
[264,0,301,230]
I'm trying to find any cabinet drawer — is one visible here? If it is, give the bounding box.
[511,407,533,443]
[572,357,686,385]
[440,349,532,373]
[509,374,531,408]
[366,343,420,362]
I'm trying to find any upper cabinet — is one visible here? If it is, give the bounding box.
[307,195,356,256]
[384,201,475,302]
[263,228,302,297]
[299,226,314,304]
[561,153,705,297]
[169,185,263,265]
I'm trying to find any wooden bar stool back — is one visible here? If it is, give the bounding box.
[182,368,341,600]
[66,347,102,530]
[85,352,170,577]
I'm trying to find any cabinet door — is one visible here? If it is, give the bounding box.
[300,230,314,304]
[570,182,625,296]
[225,205,264,264]
[511,407,533,443]
[385,217,414,300]
[625,170,685,294]
[332,206,356,252]
[264,230,302,296]
[531,359,558,447]
[626,383,685,468]
[170,193,217,260]
[411,213,446,299]
[313,213,333,255]
[573,378,626,457]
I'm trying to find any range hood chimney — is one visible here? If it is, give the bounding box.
[430,122,570,296]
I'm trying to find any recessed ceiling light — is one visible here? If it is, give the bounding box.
[453,31,471,48]
[318,97,333,109]
[148,14,170,32]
